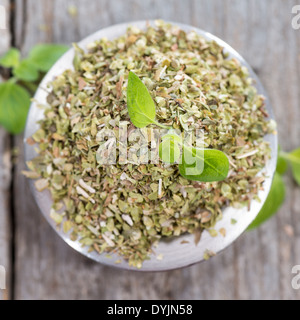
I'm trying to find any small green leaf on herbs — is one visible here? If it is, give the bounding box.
[247,172,285,230]
[161,131,182,143]
[0,48,20,68]
[231,219,237,225]
[0,82,31,134]
[13,59,39,82]
[127,71,157,128]
[179,147,229,182]
[28,44,69,72]
[159,135,181,164]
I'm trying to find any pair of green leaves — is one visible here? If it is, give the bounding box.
[248,146,300,230]
[0,45,68,82]
[159,133,229,182]
[127,71,229,182]
[0,44,68,134]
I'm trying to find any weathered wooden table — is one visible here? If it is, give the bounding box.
[0,0,300,300]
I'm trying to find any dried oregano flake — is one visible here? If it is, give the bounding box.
[26,20,272,268]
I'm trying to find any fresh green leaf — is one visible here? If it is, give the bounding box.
[160,131,182,143]
[287,148,300,185]
[13,59,39,82]
[0,82,31,134]
[277,153,288,175]
[276,146,288,175]
[127,71,157,128]
[247,172,285,230]
[179,147,229,182]
[28,44,69,72]
[159,135,181,163]
[0,48,20,68]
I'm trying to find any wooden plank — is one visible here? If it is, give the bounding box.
[0,129,11,301]
[0,0,12,301]
[13,0,300,299]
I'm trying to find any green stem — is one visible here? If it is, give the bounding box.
[21,81,38,93]
[7,77,17,84]
[153,120,172,130]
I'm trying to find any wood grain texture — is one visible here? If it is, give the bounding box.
[0,0,11,301]
[0,128,11,301]
[12,0,300,299]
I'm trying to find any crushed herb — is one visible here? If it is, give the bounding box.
[25,20,273,268]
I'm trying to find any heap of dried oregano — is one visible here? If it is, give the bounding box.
[25,21,274,268]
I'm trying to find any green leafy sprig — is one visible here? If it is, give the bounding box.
[248,146,300,230]
[126,71,229,183]
[0,44,68,134]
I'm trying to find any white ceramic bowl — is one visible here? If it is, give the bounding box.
[24,21,278,271]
